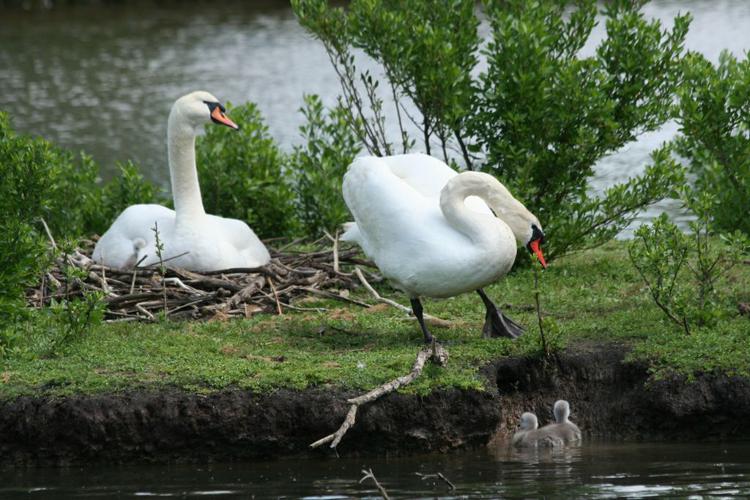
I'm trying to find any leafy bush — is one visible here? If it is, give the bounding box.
[0,112,99,238]
[293,0,690,260]
[291,95,362,236]
[0,220,47,334]
[628,195,749,335]
[0,112,91,332]
[0,113,161,343]
[673,50,750,235]
[474,0,689,259]
[83,160,167,236]
[46,246,106,356]
[196,102,298,239]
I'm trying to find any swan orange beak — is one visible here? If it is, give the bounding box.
[528,239,547,269]
[211,106,240,130]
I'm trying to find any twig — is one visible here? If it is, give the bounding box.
[323,230,341,275]
[359,468,390,500]
[135,303,155,321]
[533,267,549,357]
[310,405,357,449]
[415,472,456,490]
[299,287,371,308]
[100,265,110,294]
[134,251,191,269]
[268,277,283,315]
[39,218,57,250]
[274,237,306,253]
[310,343,448,449]
[30,240,374,321]
[130,255,148,294]
[354,267,449,327]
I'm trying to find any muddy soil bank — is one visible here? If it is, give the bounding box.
[2,343,749,466]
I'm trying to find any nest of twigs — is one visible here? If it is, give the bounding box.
[26,236,381,322]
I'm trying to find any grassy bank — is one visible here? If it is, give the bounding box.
[2,242,749,399]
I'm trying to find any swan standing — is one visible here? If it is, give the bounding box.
[512,412,563,448]
[341,154,547,343]
[540,400,582,443]
[93,91,270,271]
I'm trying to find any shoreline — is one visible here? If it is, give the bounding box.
[2,342,749,466]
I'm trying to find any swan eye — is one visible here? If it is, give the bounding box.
[531,224,545,244]
[203,101,226,113]
[489,208,498,218]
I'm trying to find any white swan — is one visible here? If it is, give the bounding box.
[540,400,582,443]
[341,154,546,342]
[93,91,270,272]
[512,412,563,448]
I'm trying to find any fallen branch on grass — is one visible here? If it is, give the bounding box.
[310,341,449,449]
[354,267,450,328]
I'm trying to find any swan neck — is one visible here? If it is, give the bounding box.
[439,175,492,243]
[168,114,205,220]
[554,403,570,423]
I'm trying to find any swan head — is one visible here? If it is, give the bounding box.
[519,412,539,431]
[476,173,547,268]
[170,91,239,132]
[553,400,570,423]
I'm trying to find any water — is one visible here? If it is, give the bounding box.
[2,442,750,498]
[2,0,749,188]
[1,2,749,495]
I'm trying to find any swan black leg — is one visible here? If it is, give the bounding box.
[477,288,524,339]
[410,298,434,344]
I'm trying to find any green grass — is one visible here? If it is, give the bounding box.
[1,242,749,399]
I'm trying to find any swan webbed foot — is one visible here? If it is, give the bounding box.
[477,289,524,339]
[482,309,525,339]
[410,298,435,344]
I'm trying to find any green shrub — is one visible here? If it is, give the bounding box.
[291,95,362,236]
[345,0,478,160]
[46,245,105,356]
[474,0,689,259]
[82,160,167,236]
[0,112,91,334]
[293,0,690,260]
[673,51,750,235]
[0,220,47,334]
[196,102,298,239]
[0,112,163,343]
[628,195,749,335]
[0,112,99,238]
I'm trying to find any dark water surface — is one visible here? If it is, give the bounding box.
[2,0,750,185]
[2,0,750,232]
[2,441,750,498]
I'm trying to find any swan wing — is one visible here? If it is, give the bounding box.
[341,154,491,244]
[343,156,483,292]
[208,214,271,268]
[380,154,491,215]
[92,204,175,269]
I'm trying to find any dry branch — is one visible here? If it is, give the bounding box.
[354,267,450,327]
[416,472,456,490]
[310,342,449,449]
[359,468,390,500]
[27,239,377,322]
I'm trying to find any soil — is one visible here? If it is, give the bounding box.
[2,342,749,466]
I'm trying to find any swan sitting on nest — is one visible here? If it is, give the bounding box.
[93,91,270,272]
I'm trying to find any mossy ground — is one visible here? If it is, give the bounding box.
[2,242,748,399]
